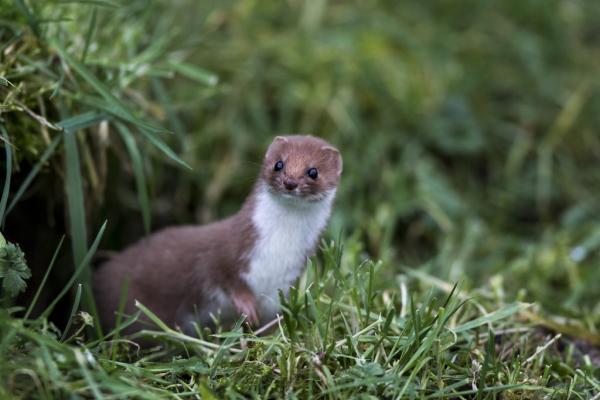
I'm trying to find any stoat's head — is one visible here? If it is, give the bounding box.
[261,135,342,202]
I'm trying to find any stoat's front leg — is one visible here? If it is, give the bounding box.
[228,279,259,326]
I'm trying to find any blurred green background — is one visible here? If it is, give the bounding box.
[2,1,600,397]
[2,0,600,323]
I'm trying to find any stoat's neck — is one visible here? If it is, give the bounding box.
[243,183,336,319]
[252,182,336,252]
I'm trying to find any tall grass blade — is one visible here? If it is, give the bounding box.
[139,128,191,170]
[41,220,106,318]
[61,284,82,341]
[63,128,88,269]
[5,111,104,218]
[56,0,119,7]
[0,124,12,227]
[12,0,40,37]
[151,78,185,143]
[0,76,15,87]
[453,303,530,333]
[168,61,218,86]
[58,111,107,132]
[51,40,135,121]
[81,6,97,62]
[24,236,65,320]
[58,112,107,320]
[6,135,61,217]
[134,300,170,332]
[51,40,190,169]
[73,348,103,399]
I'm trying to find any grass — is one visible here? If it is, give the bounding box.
[1,0,600,398]
[3,243,596,398]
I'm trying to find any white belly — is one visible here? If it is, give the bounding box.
[243,186,335,321]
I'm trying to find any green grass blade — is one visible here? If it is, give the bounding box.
[63,128,88,267]
[50,40,164,132]
[61,283,82,341]
[0,76,15,87]
[116,123,151,233]
[55,0,119,7]
[6,112,106,219]
[0,124,12,227]
[24,236,65,320]
[453,303,530,333]
[12,0,40,37]
[58,111,107,132]
[66,93,161,134]
[80,6,97,63]
[168,61,218,86]
[93,310,140,344]
[41,220,107,318]
[138,127,191,170]
[73,348,103,399]
[112,277,130,342]
[51,40,132,118]
[150,78,186,143]
[51,40,190,169]
[5,134,61,217]
[397,356,432,399]
[58,112,105,315]
[134,301,171,332]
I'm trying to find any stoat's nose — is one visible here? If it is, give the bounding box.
[284,178,298,190]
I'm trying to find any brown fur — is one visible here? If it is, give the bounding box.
[262,136,342,200]
[93,202,257,333]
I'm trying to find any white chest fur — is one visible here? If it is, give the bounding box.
[243,186,335,320]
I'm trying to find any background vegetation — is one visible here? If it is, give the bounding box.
[1,0,599,398]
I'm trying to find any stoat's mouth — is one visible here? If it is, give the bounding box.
[271,188,329,204]
[279,192,301,200]
[263,181,333,204]
[275,190,310,203]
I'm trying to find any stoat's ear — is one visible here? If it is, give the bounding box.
[266,136,288,159]
[321,145,343,176]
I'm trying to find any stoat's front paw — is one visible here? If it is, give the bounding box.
[231,291,260,326]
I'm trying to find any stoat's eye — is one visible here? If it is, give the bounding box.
[307,167,318,180]
[274,160,284,171]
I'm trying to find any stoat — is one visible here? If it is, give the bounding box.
[93,135,342,334]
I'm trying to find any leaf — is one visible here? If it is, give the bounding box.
[0,242,30,298]
[3,269,27,297]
